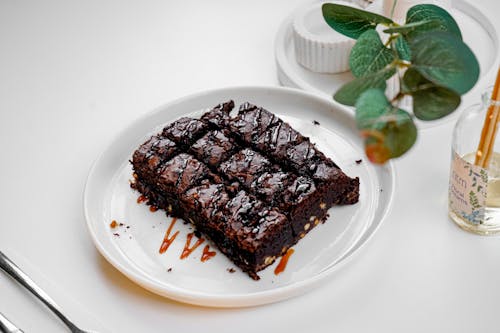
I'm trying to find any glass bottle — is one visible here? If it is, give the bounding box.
[449,89,500,235]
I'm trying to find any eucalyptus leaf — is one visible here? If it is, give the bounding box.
[381,113,418,158]
[403,68,461,120]
[394,35,411,61]
[355,89,417,163]
[383,20,438,34]
[334,68,396,106]
[354,88,390,130]
[410,32,479,94]
[406,4,462,40]
[322,3,393,39]
[349,29,395,77]
[322,1,476,164]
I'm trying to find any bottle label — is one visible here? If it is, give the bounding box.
[449,150,488,225]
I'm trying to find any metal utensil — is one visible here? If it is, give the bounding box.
[0,251,96,333]
[0,312,23,333]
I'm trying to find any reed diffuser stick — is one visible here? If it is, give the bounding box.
[475,68,500,168]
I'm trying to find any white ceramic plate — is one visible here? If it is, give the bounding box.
[275,0,500,129]
[84,86,395,307]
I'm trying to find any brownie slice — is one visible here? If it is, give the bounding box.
[154,153,213,216]
[200,100,235,128]
[250,171,295,206]
[156,153,211,195]
[222,191,292,277]
[227,103,280,143]
[130,135,179,210]
[279,176,321,238]
[162,117,208,148]
[131,135,178,185]
[254,121,304,160]
[181,182,231,245]
[190,130,237,168]
[286,140,359,205]
[220,148,273,188]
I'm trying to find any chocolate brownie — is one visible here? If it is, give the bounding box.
[190,130,236,168]
[200,100,235,128]
[220,148,272,188]
[156,153,211,195]
[179,184,293,278]
[250,171,295,206]
[162,117,208,148]
[130,101,360,279]
[228,103,280,142]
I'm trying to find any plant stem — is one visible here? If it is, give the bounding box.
[385,34,398,47]
[390,92,405,104]
[395,60,411,68]
[390,0,398,20]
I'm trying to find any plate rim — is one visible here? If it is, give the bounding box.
[83,85,396,307]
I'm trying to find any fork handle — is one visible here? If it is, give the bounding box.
[0,251,80,332]
[0,312,23,333]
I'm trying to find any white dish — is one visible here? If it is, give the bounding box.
[382,0,452,24]
[84,86,395,307]
[275,0,500,128]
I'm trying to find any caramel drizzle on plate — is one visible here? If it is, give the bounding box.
[180,233,205,259]
[200,245,216,262]
[274,248,294,275]
[159,218,179,254]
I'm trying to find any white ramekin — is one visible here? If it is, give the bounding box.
[292,2,360,74]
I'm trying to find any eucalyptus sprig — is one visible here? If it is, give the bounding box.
[322,3,480,163]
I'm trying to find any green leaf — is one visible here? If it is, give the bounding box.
[381,112,418,158]
[405,4,462,40]
[410,32,480,94]
[355,88,390,130]
[322,3,393,39]
[349,29,395,77]
[334,68,396,106]
[383,20,438,34]
[402,68,461,120]
[355,89,417,163]
[394,35,411,61]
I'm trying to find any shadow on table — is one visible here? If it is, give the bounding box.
[95,251,245,313]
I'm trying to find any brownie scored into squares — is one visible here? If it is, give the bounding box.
[181,186,293,279]
[130,101,359,279]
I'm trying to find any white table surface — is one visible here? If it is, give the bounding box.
[1,0,499,332]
